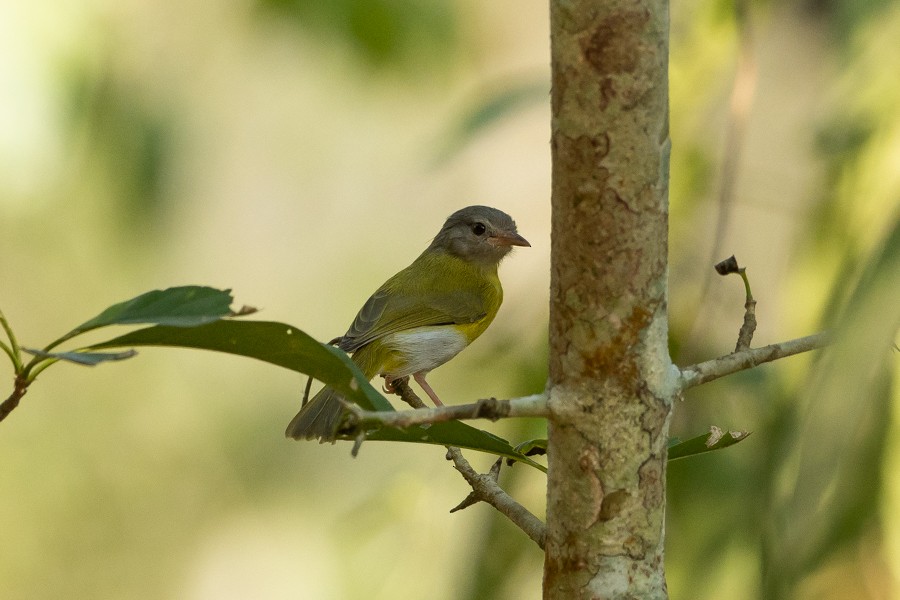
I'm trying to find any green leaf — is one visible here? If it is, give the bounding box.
[364,422,547,472]
[73,286,234,334]
[668,427,751,461]
[24,286,236,379]
[91,319,543,468]
[23,348,138,366]
[91,320,390,411]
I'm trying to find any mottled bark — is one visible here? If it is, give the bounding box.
[544,0,674,598]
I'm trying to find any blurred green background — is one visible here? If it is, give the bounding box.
[1,0,898,599]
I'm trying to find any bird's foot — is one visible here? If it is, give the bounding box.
[382,376,409,395]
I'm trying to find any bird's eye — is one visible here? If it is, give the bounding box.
[472,222,487,236]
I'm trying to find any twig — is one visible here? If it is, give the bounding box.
[714,255,757,351]
[344,393,548,431]
[679,331,830,390]
[734,291,757,352]
[0,376,29,423]
[446,448,546,549]
[394,377,426,409]
[449,457,501,513]
[390,379,547,549]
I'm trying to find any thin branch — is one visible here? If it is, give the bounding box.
[0,376,30,423]
[389,379,546,548]
[679,331,830,390]
[449,457,502,513]
[446,447,546,549]
[344,393,548,431]
[393,378,426,409]
[714,255,757,351]
[734,292,757,352]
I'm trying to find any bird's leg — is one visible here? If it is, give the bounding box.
[413,372,444,406]
[383,375,409,395]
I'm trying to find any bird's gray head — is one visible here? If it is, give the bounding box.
[429,205,530,265]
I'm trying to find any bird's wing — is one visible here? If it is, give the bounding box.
[337,279,491,353]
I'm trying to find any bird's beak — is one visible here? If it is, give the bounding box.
[490,231,531,248]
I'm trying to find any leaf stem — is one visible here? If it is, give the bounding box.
[0,339,17,368]
[23,357,60,382]
[0,307,23,372]
[18,332,79,381]
[738,267,754,302]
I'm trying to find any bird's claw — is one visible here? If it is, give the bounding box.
[382,376,409,395]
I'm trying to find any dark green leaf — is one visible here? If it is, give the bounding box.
[668,427,751,461]
[364,423,546,472]
[24,348,138,366]
[73,286,234,335]
[91,320,390,411]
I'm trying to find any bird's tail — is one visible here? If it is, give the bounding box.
[285,385,346,441]
[285,345,379,441]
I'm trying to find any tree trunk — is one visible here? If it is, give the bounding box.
[544,0,673,597]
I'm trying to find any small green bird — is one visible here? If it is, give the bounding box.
[286,205,530,441]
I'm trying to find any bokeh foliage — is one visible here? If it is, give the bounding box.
[666,1,900,598]
[253,0,459,70]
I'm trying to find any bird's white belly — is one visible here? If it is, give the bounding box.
[379,326,469,378]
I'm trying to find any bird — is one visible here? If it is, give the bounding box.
[286,205,530,441]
